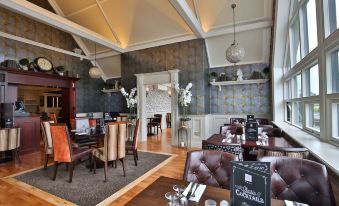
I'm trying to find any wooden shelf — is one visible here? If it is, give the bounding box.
[101,88,120,93]
[210,79,268,86]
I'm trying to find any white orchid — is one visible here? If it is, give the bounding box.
[120,87,138,109]
[175,83,193,107]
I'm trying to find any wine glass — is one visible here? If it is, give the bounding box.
[165,191,179,206]
[173,185,186,197]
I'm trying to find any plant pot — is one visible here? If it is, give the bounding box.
[181,120,189,127]
[212,78,216,82]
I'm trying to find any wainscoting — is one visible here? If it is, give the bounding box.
[185,113,271,147]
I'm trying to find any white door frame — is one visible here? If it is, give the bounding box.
[135,70,179,145]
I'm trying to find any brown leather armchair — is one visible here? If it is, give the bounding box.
[259,156,336,206]
[183,150,236,189]
[267,128,283,137]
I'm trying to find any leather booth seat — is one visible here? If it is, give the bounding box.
[183,150,236,189]
[259,156,336,206]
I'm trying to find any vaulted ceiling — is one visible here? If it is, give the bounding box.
[0,0,273,80]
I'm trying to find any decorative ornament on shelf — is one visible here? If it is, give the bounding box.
[89,43,102,79]
[19,58,29,71]
[236,68,243,81]
[120,87,138,120]
[225,3,245,64]
[175,82,193,125]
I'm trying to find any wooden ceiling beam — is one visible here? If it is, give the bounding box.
[169,0,204,38]
[0,0,125,53]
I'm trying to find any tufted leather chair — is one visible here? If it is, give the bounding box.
[259,156,336,206]
[183,150,236,189]
[267,128,283,137]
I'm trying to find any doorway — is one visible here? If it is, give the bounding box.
[135,70,179,145]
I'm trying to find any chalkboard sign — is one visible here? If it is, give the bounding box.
[245,121,258,141]
[231,161,271,206]
[247,115,254,122]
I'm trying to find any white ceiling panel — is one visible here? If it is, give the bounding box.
[97,55,121,78]
[54,0,96,16]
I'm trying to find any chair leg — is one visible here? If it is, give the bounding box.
[136,149,139,160]
[89,153,92,172]
[104,161,108,182]
[133,150,137,166]
[120,158,126,176]
[160,126,162,133]
[68,162,74,183]
[44,154,49,170]
[93,156,96,174]
[52,161,58,181]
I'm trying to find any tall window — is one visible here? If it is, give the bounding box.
[305,64,319,96]
[293,73,302,98]
[305,102,320,131]
[327,49,339,93]
[293,101,303,127]
[301,0,318,54]
[324,0,339,36]
[290,18,301,67]
[332,102,339,138]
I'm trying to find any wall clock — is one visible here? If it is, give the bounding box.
[34,57,53,72]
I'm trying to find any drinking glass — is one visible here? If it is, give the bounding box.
[173,185,186,197]
[165,191,179,206]
[205,199,216,206]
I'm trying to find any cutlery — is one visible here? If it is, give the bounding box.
[186,183,196,200]
[190,183,199,198]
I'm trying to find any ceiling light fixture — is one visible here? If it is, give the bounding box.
[89,43,102,79]
[225,3,245,64]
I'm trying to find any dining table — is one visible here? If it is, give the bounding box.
[147,117,159,135]
[125,176,284,206]
[203,134,293,160]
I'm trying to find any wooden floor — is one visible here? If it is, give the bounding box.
[0,129,194,206]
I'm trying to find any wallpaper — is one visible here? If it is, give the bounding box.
[146,90,171,113]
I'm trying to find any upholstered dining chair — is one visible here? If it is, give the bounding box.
[0,128,21,163]
[50,123,93,183]
[89,119,96,128]
[221,124,243,135]
[92,122,127,182]
[49,113,57,123]
[202,140,243,161]
[258,125,274,134]
[183,150,236,189]
[259,156,336,206]
[117,115,128,122]
[41,121,54,169]
[267,128,283,137]
[229,117,246,125]
[254,118,269,125]
[257,146,309,159]
[148,114,162,134]
[166,113,171,128]
[126,119,140,166]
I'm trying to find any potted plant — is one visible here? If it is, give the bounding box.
[209,72,218,82]
[262,67,270,79]
[120,87,138,121]
[175,83,193,126]
[55,66,65,76]
[19,58,29,71]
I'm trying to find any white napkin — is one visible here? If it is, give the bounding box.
[284,200,309,206]
[182,183,207,202]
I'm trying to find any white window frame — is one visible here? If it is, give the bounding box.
[304,101,321,134]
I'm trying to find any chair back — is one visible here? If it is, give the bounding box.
[0,128,20,152]
[153,114,162,123]
[229,118,245,125]
[89,119,96,128]
[41,121,54,154]
[183,150,236,189]
[105,122,127,161]
[117,116,128,122]
[258,125,274,134]
[267,128,283,137]
[132,119,140,149]
[257,146,309,159]
[254,118,269,125]
[50,113,57,123]
[202,140,243,161]
[166,113,171,125]
[259,156,336,206]
[220,125,238,135]
[50,123,72,162]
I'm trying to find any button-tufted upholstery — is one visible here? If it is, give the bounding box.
[259,156,336,206]
[183,150,236,189]
[267,128,283,137]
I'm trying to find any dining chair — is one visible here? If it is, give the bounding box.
[89,119,96,128]
[267,128,283,137]
[259,156,336,206]
[202,140,243,161]
[0,128,21,164]
[229,117,246,125]
[50,123,93,183]
[92,122,127,182]
[126,119,140,166]
[117,115,128,122]
[183,150,236,189]
[222,124,243,135]
[41,121,54,169]
[49,113,57,123]
[148,114,162,134]
[258,125,274,134]
[166,113,171,128]
[257,146,309,159]
[69,118,75,130]
[254,118,269,125]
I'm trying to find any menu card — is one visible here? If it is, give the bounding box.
[245,121,258,141]
[231,161,271,206]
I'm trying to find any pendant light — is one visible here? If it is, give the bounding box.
[225,3,245,64]
[89,43,102,79]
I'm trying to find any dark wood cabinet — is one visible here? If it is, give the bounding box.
[14,115,40,154]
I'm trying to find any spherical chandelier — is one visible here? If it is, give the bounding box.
[226,4,245,64]
[89,43,102,79]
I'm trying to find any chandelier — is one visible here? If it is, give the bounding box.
[89,43,102,79]
[226,3,245,64]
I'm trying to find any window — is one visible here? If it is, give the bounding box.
[290,17,301,67]
[286,102,292,122]
[293,101,303,127]
[305,64,319,96]
[327,49,339,93]
[332,102,339,138]
[305,102,320,131]
[285,79,292,99]
[301,0,318,54]
[293,74,302,98]
[324,0,339,37]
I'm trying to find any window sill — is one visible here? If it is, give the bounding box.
[272,121,339,175]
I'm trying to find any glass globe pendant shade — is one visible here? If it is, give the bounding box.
[89,66,102,79]
[226,42,245,64]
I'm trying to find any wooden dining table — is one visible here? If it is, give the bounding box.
[147,117,159,135]
[203,134,293,160]
[125,176,284,206]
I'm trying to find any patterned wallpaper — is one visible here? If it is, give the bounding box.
[0,2,122,113]
[121,39,210,114]
[146,90,171,113]
[208,63,271,114]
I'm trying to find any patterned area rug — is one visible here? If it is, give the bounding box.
[14,151,171,206]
